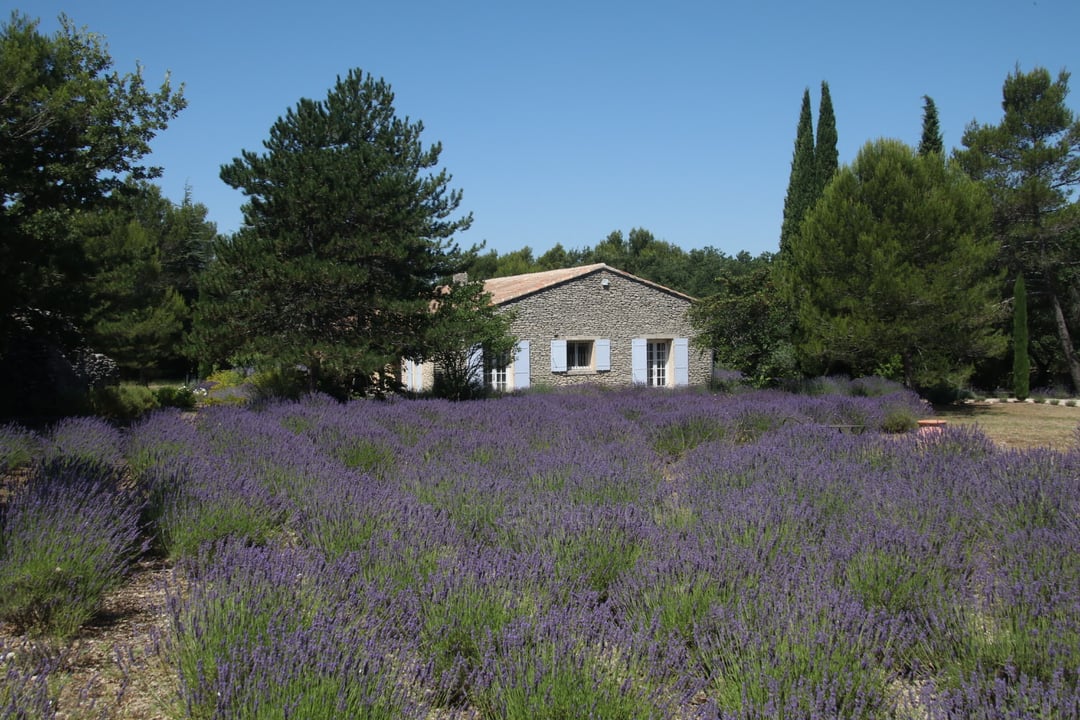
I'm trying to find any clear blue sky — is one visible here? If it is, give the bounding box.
[16,0,1080,257]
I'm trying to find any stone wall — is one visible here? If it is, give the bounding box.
[503,268,712,388]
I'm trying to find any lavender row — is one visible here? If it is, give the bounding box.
[6,382,1071,717]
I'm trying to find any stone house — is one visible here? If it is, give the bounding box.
[403,263,712,392]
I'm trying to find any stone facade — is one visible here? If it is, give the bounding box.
[494,265,711,389]
[401,264,712,392]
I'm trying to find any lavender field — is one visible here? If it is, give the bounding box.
[3,382,1080,719]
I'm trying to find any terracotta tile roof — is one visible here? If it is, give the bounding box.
[481,263,695,304]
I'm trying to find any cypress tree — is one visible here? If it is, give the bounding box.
[918,95,944,156]
[815,81,838,195]
[1013,274,1030,400]
[780,89,816,255]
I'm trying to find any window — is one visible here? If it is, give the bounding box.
[647,340,669,387]
[551,339,607,373]
[567,340,592,370]
[484,351,510,392]
[632,338,689,387]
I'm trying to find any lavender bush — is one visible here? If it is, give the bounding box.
[0,457,144,639]
[0,641,56,719]
[0,423,40,475]
[9,381,1068,718]
[165,540,411,719]
[40,416,125,473]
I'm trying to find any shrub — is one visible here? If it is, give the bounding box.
[0,423,40,474]
[654,417,725,456]
[710,368,748,393]
[153,384,197,410]
[0,458,144,639]
[849,375,907,397]
[166,542,409,719]
[88,384,159,421]
[195,368,253,406]
[205,368,247,388]
[473,608,676,720]
[42,416,125,471]
[919,380,963,404]
[250,366,308,403]
[880,406,919,433]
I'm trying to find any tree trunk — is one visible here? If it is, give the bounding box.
[1046,282,1080,391]
[901,350,916,390]
[308,354,321,395]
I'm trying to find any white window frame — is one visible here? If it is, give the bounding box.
[484,349,511,392]
[647,339,669,387]
[632,337,689,387]
[566,340,593,371]
[552,338,608,374]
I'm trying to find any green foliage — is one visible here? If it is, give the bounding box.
[153,384,196,410]
[0,467,142,640]
[699,591,889,718]
[158,491,281,563]
[78,182,216,380]
[689,253,797,385]
[780,88,818,256]
[957,65,1080,390]
[206,368,247,388]
[0,423,40,473]
[879,406,918,433]
[654,417,725,456]
[815,81,838,193]
[467,228,744,301]
[192,69,473,399]
[0,12,185,409]
[919,95,944,156]
[781,139,1006,390]
[1013,274,1031,400]
[249,365,309,403]
[421,580,522,706]
[490,246,537,277]
[337,440,396,477]
[476,647,664,720]
[422,280,517,400]
[551,524,642,599]
[88,384,160,421]
[196,368,252,406]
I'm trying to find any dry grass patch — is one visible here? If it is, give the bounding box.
[934,401,1080,451]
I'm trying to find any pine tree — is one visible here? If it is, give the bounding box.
[780,89,816,255]
[780,139,1004,389]
[956,66,1080,390]
[192,69,472,398]
[918,95,944,156]
[1013,274,1030,400]
[815,81,838,194]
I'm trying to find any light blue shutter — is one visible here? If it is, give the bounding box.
[674,338,689,386]
[631,338,647,384]
[551,339,567,372]
[513,341,530,390]
[595,339,611,371]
